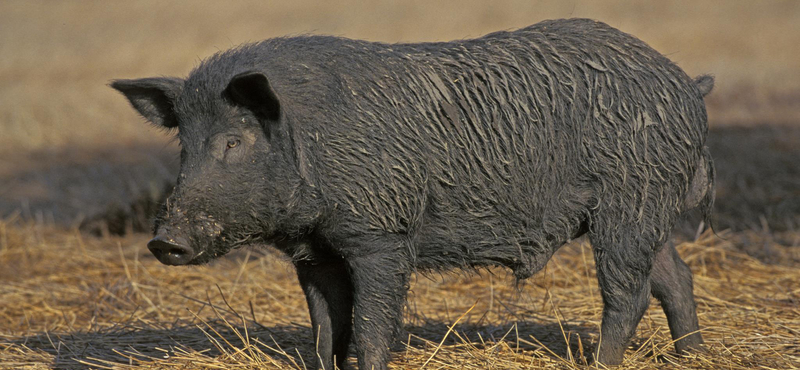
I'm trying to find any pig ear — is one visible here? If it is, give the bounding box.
[110,77,183,128]
[225,71,281,122]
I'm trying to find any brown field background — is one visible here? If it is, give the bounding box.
[1,1,798,369]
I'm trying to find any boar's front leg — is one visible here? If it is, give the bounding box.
[345,240,411,370]
[296,258,354,370]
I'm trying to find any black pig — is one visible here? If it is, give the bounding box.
[112,18,715,369]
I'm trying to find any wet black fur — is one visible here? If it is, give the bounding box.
[112,18,714,369]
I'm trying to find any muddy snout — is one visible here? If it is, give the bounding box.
[147,234,194,265]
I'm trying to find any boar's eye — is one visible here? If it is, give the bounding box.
[218,135,246,162]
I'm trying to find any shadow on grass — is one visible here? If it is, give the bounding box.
[9,322,312,369]
[8,320,597,369]
[706,123,799,232]
[0,142,177,231]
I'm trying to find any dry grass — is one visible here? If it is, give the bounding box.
[0,222,798,369]
[1,1,798,369]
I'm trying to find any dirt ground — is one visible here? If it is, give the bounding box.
[1,1,798,369]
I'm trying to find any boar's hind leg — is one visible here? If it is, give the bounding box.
[650,241,703,353]
[346,242,411,370]
[590,232,654,365]
[296,258,354,370]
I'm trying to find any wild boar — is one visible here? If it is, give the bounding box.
[111,18,715,369]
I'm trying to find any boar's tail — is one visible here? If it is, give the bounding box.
[699,148,716,234]
[694,74,715,98]
[683,147,716,235]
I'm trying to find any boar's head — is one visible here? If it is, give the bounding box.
[111,70,318,265]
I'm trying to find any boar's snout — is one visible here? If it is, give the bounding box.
[147,234,194,265]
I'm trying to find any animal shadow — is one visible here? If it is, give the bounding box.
[8,322,311,369]
[8,319,596,369]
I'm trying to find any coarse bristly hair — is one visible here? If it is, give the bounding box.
[113,18,715,370]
